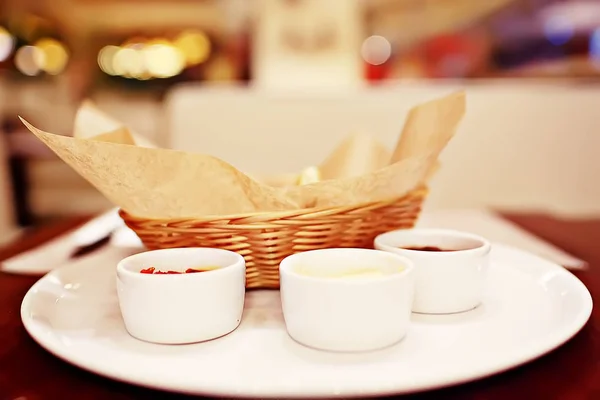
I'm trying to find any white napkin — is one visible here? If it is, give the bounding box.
[417,209,587,270]
[1,208,128,275]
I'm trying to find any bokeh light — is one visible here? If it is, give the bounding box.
[589,28,600,64]
[34,38,69,75]
[97,34,196,80]
[0,26,15,62]
[173,30,211,66]
[15,46,44,76]
[543,16,574,46]
[361,35,392,66]
[143,44,185,78]
[98,45,120,75]
[112,47,145,78]
[145,38,171,47]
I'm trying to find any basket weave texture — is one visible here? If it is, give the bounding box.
[119,187,427,288]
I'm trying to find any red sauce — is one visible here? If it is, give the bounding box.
[140,267,215,274]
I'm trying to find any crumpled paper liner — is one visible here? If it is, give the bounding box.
[19,91,465,219]
[73,100,157,148]
[319,133,392,181]
[90,127,136,145]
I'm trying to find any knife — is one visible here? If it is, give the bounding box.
[1,208,126,275]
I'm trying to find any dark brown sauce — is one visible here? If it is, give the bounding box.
[402,246,458,252]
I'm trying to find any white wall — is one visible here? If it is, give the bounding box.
[164,81,600,217]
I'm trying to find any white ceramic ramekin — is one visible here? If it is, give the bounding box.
[279,248,415,352]
[375,228,491,314]
[116,248,246,344]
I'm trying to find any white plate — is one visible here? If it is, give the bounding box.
[21,244,592,398]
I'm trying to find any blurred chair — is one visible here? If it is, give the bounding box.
[0,78,18,240]
[0,120,18,243]
[164,82,600,217]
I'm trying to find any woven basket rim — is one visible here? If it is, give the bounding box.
[119,187,428,223]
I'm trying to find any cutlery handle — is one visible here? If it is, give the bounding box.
[70,234,112,259]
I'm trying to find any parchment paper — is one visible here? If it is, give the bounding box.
[20,91,466,218]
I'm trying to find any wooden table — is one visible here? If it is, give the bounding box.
[1,214,599,400]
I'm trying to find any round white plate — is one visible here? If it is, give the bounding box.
[21,244,592,398]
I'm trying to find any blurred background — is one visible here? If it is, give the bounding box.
[0,0,599,240]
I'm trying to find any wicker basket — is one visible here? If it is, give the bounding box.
[119,187,427,288]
